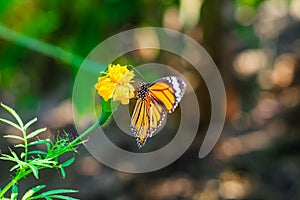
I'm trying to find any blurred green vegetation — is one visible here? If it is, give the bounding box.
[1,0,300,199]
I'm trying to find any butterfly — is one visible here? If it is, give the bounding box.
[130,76,187,148]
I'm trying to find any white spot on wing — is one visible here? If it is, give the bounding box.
[164,76,187,113]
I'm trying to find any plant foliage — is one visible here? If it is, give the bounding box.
[0,103,81,200]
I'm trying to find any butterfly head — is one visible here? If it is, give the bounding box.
[136,83,149,100]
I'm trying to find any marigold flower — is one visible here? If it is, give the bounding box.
[95,64,135,104]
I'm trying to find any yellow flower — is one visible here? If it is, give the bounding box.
[95,64,135,104]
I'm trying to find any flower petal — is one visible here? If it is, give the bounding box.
[95,64,135,104]
[95,77,115,101]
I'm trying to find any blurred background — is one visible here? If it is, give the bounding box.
[1,0,300,199]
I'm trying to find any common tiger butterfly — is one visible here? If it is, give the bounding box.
[130,76,187,148]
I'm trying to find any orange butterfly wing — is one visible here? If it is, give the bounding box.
[130,92,166,148]
[130,97,150,147]
[149,76,186,113]
[130,76,186,148]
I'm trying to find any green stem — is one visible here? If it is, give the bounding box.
[0,24,84,69]
[0,178,15,197]
[0,24,105,75]
[68,111,111,148]
[0,163,53,198]
[0,170,23,198]
[22,129,28,162]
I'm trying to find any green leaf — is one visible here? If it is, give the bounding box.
[60,167,66,178]
[27,127,47,139]
[24,117,37,131]
[61,157,75,167]
[28,150,48,156]
[0,118,22,131]
[38,189,78,196]
[20,152,26,159]
[10,149,20,160]
[29,165,39,179]
[1,153,26,168]
[29,158,57,168]
[22,185,46,200]
[2,149,27,168]
[29,161,53,168]
[0,154,16,162]
[29,190,78,200]
[1,103,24,128]
[11,184,18,200]
[28,139,50,146]
[46,195,79,200]
[3,134,24,141]
[46,142,51,152]
[12,184,18,193]
[15,144,25,148]
[10,163,22,172]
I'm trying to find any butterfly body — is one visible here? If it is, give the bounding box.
[130,76,186,148]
